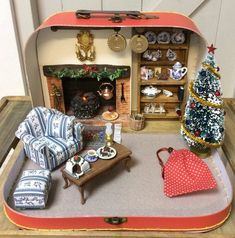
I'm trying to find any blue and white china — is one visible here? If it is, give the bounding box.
[141,85,161,97]
[157,31,171,44]
[171,31,185,44]
[166,49,177,61]
[85,149,98,162]
[168,62,188,81]
[144,31,157,44]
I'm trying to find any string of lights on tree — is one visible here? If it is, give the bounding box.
[181,44,225,152]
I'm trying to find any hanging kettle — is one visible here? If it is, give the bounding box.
[97,82,114,100]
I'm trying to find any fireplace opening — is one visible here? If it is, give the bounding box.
[62,77,116,118]
[43,64,131,124]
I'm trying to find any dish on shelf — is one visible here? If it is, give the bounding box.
[156,31,171,44]
[163,89,173,97]
[141,86,161,97]
[171,31,185,44]
[96,146,117,160]
[144,31,157,44]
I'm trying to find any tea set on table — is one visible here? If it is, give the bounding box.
[65,123,117,178]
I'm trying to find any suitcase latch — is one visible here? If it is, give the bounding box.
[104,217,127,225]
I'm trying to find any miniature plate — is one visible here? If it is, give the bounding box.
[156,31,171,44]
[102,111,119,121]
[171,31,185,44]
[96,146,117,160]
[144,31,157,44]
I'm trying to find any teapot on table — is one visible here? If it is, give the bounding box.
[168,62,187,81]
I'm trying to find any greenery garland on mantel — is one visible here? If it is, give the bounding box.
[47,64,128,81]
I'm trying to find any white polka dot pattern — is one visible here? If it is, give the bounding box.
[159,149,217,197]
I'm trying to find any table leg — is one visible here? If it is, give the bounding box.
[62,173,70,189]
[79,186,85,205]
[124,156,131,172]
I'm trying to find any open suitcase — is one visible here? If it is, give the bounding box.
[3,11,233,232]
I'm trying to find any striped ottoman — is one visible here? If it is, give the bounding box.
[13,169,51,209]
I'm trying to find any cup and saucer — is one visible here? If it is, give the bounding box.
[84,149,98,162]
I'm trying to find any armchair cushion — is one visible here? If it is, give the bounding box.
[45,113,75,141]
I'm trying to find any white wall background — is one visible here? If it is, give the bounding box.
[0,0,25,99]
[1,0,235,99]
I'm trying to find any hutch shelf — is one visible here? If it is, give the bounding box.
[136,28,191,120]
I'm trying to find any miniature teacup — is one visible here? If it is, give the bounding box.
[86,149,98,162]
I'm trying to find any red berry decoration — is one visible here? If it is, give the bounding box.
[190,102,196,109]
[215,90,220,96]
[176,109,182,117]
[194,130,201,136]
[108,106,113,112]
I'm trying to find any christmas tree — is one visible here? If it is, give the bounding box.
[181,44,224,152]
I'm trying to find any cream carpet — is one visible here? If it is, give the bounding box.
[9,133,230,218]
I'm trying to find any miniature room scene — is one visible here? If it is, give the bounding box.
[0,2,235,237]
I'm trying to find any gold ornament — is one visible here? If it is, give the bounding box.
[202,63,221,79]
[76,30,95,61]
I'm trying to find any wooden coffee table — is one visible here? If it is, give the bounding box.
[61,143,132,204]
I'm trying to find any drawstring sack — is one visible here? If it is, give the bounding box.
[156,147,217,197]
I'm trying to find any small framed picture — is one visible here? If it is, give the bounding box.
[154,67,162,79]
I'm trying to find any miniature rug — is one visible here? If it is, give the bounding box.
[7,133,230,219]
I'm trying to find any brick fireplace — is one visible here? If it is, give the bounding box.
[43,64,131,124]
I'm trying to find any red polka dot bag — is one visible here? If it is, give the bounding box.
[156,147,217,197]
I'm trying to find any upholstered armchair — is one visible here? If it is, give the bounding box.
[15,107,84,170]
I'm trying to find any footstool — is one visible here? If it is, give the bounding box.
[13,169,51,209]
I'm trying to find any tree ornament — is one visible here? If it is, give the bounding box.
[217,66,220,72]
[200,70,207,77]
[190,102,196,109]
[215,90,220,96]
[194,130,201,136]
[198,86,203,93]
[207,44,217,54]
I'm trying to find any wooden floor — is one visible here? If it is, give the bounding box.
[0,97,234,237]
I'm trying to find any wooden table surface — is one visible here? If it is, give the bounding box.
[0,97,234,238]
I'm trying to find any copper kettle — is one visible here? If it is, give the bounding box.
[97,82,114,100]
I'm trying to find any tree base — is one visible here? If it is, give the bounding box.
[190,146,211,159]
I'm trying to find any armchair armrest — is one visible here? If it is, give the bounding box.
[74,122,84,142]
[15,120,30,139]
[20,133,48,154]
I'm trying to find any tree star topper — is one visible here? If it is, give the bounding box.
[207,44,217,54]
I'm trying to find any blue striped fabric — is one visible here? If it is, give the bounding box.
[15,107,84,170]
[13,169,51,209]
[45,114,75,141]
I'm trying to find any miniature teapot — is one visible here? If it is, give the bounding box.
[141,85,161,97]
[168,62,187,80]
[97,82,114,100]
